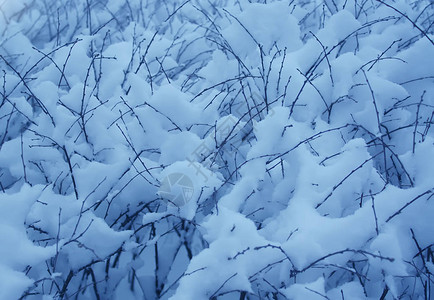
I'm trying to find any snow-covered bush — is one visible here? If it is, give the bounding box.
[0,0,433,299]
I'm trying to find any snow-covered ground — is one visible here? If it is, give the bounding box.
[1,0,433,299]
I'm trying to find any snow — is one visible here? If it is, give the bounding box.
[282,276,327,300]
[0,0,433,299]
[0,265,33,300]
[0,185,55,298]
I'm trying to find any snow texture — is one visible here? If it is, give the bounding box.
[0,0,433,299]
